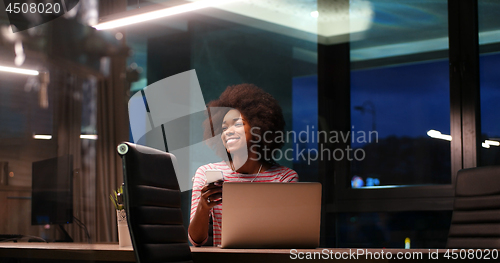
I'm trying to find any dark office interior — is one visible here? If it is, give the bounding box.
[1,0,500,262]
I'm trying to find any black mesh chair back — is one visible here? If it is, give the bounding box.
[447,166,500,248]
[117,142,193,263]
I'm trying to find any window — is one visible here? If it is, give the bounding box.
[478,0,500,166]
[349,0,450,188]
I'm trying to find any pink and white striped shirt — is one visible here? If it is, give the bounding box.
[189,161,298,246]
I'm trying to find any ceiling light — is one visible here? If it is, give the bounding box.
[482,142,490,148]
[34,134,98,140]
[33,135,52,140]
[94,0,236,30]
[115,32,124,40]
[0,65,38,75]
[310,11,319,18]
[80,135,98,140]
[427,130,452,141]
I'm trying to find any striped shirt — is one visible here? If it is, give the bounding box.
[189,161,298,247]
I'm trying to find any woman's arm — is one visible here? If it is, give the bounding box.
[188,183,222,245]
[188,169,222,246]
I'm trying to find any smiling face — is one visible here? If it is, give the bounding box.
[221,109,252,154]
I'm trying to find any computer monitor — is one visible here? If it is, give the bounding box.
[31,155,73,226]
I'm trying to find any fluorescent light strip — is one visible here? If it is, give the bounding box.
[80,135,98,140]
[33,135,52,140]
[0,65,39,76]
[427,129,452,141]
[94,0,235,30]
[482,142,490,148]
[34,135,98,140]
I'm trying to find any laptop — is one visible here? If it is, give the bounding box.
[220,182,322,248]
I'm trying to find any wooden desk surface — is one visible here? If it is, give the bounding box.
[0,243,480,263]
[0,243,135,262]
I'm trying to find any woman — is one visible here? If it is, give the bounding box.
[188,84,298,247]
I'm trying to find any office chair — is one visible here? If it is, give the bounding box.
[447,166,500,248]
[117,142,193,263]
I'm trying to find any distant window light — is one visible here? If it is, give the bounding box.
[351,176,364,188]
[427,129,452,141]
[485,140,500,146]
[366,177,380,187]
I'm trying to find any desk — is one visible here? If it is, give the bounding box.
[0,243,484,262]
[0,243,134,262]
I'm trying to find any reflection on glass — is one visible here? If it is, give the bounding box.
[336,211,452,248]
[350,0,450,187]
[123,0,319,234]
[479,0,500,166]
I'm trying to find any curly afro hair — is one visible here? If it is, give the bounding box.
[203,84,286,164]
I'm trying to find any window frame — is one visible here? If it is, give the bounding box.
[319,0,480,214]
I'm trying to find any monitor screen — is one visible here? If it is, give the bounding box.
[31,155,73,225]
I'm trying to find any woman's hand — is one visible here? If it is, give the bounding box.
[198,182,223,211]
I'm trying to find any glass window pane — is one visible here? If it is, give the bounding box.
[479,0,500,166]
[123,0,319,232]
[350,0,451,188]
[335,211,452,248]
